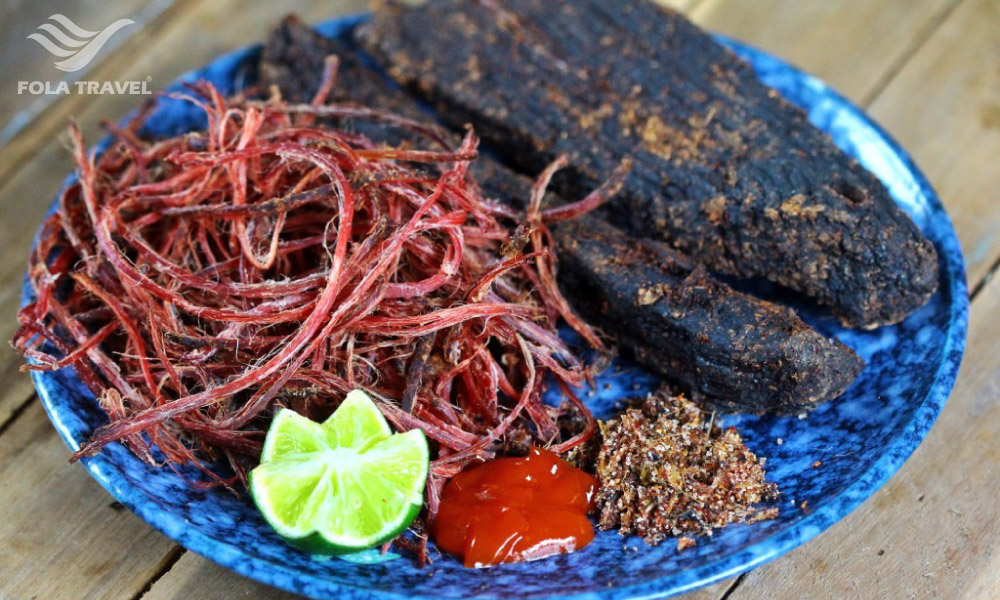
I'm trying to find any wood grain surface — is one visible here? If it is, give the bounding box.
[0,0,174,146]
[689,0,962,104]
[868,0,1000,288]
[141,554,301,600]
[0,403,179,600]
[0,1,994,599]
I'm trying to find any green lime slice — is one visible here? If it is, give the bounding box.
[250,390,428,554]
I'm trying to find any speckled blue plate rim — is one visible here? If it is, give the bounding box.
[24,14,969,600]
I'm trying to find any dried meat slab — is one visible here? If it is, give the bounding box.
[554,218,863,414]
[258,16,863,412]
[357,0,939,329]
[258,14,437,146]
[477,162,864,413]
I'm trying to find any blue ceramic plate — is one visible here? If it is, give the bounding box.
[25,14,967,600]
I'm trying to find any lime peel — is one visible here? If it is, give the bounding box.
[250,389,428,554]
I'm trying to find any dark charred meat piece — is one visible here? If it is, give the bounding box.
[258,17,863,413]
[260,15,437,147]
[455,157,866,413]
[553,218,864,414]
[259,15,332,103]
[473,160,864,412]
[356,0,939,329]
[475,160,864,414]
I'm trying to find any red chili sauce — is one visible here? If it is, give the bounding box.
[431,447,598,567]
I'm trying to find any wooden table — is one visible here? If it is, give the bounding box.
[0,1,996,598]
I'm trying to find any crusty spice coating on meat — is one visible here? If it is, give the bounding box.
[357,0,939,329]
[473,156,864,415]
[594,390,779,545]
[551,217,863,414]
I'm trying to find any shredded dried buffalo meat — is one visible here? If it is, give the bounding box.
[11,79,622,516]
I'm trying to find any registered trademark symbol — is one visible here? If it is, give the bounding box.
[146,76,152,82]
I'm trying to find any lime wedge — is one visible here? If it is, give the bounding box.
[250,390,428,554]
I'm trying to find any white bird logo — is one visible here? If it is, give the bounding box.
[27,14,135,73]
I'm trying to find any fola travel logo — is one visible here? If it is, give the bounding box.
[18,14,152,96]
[27,14,135,72]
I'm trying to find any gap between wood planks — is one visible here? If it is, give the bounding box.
[0,391,34,438]
[857,0,965,108]
[719,574,748,600]
[969,253,1000,301]
[0,0,176,149]
[0,2,708,598]
[130,547,187,600]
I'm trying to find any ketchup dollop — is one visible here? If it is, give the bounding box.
[432,447,598,567]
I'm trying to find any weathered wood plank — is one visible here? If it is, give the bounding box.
[0,0,185,186]
[0,355,38,430]
[141,553,303,600]
[718,2,1000,596]
[0,402,180,600]
[683,581,736,599]
[726,211,1000,595]
[868,0,1000,287]
[689,0,959,103]
[0,284,40,430]
[0,0,173,146]
[0,0,684,184]
[655,0,703,11]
